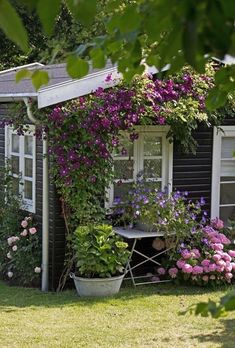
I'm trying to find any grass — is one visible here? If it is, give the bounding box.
[0,281,235,348]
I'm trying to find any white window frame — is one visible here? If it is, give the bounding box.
[5,125,36,213]
[211,126,235,220]
[106,125,173,208]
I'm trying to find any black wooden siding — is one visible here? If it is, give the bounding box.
[173,124,213,214]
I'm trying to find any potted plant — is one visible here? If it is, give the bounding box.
[70,224,130,297]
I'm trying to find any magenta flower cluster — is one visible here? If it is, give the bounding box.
[160,218,235,285]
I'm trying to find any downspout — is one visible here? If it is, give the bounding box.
[23,98,49,292]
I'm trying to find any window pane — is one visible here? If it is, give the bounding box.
[220,206,235,227]
[25,135,33,155]
[220,160,235,177]
[144,135,162,156]
[220,183,235,205]
[25,158,33,177]
[221,137,235,158]
[113,136,133,157]
[11,134,19,153]
[114,160,134,180]
[24,180,32,200]
[113,182,133,201]
[11,156,19,175]
[220,176,235,182]
[144,159,162,178]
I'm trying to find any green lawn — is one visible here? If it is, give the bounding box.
[0,281,234,348]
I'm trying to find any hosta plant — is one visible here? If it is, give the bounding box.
[73,224,130,278]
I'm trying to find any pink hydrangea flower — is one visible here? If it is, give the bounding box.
[225,273,233,282]
[182,264,193,273]
[208,263,217,272]
[228,250,235,258]
[157,267,166,275]
[29,227,37,235]
[21,220,28,228]
[211,217,224,230]
[201,259,210,267]
[222,253,232,262]
[231,262,235,270]
[168,268,178,278]
[216,265,224,273]
[192,266,203,275]
[181,250,191,260]
[191,249,201,258]
[176,259,186,269]
[219,233,231,245]
[211,243,224,251]
[213,254,221,262]
[202,275,209,282]
[225,262,233,272]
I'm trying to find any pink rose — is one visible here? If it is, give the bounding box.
[216,266,224,273]
[203,266,210,273]
[228,250,235,258]
[225,262,233,272]
[216,259,226,267]
[231,262,235,270]
[182,264,193,273]
[202,275,209,282]
[29,227,37,235]
[201,259,210,267]
[213,254,221,262]
[157,267,166,275]
[12,245,17,252]
[20,229,28,237]
[21,220,28,228]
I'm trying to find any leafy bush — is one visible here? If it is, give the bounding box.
[0,165,41,286]
[157,218,235,286]
[74,224,130,278]
[5,216,41,286]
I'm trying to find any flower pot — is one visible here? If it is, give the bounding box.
[70,273,125,297]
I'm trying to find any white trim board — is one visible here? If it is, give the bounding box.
[211,126,235,220]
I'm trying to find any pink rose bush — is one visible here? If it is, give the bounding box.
[5,216,41,286]
[163,218,235,286]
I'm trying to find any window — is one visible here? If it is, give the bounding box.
[107,126,173,207]
[5,126,36,213]
[211,126,235,225]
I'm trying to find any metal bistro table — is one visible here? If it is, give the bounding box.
[114,227,172,286]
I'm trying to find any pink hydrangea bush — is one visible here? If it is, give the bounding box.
[5,216,41,286]
[161,218,235,286]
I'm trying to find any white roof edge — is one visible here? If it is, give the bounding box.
[0,62,44,75]
[37,64,170,109]
[0,93,38,102]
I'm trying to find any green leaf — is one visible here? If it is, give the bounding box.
[66,0,97,26]
[66,55,89,79]
[108,4,141,34]
[221,0,235,18]
[15,69,31,83]
[37,0,61,36]
[206,87,228,111]
[194,302,209,316]
[90,47,106,69]
[31,70,49,91]
[0,0,28,52]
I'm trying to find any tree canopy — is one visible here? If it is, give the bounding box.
[0,0,234,109]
